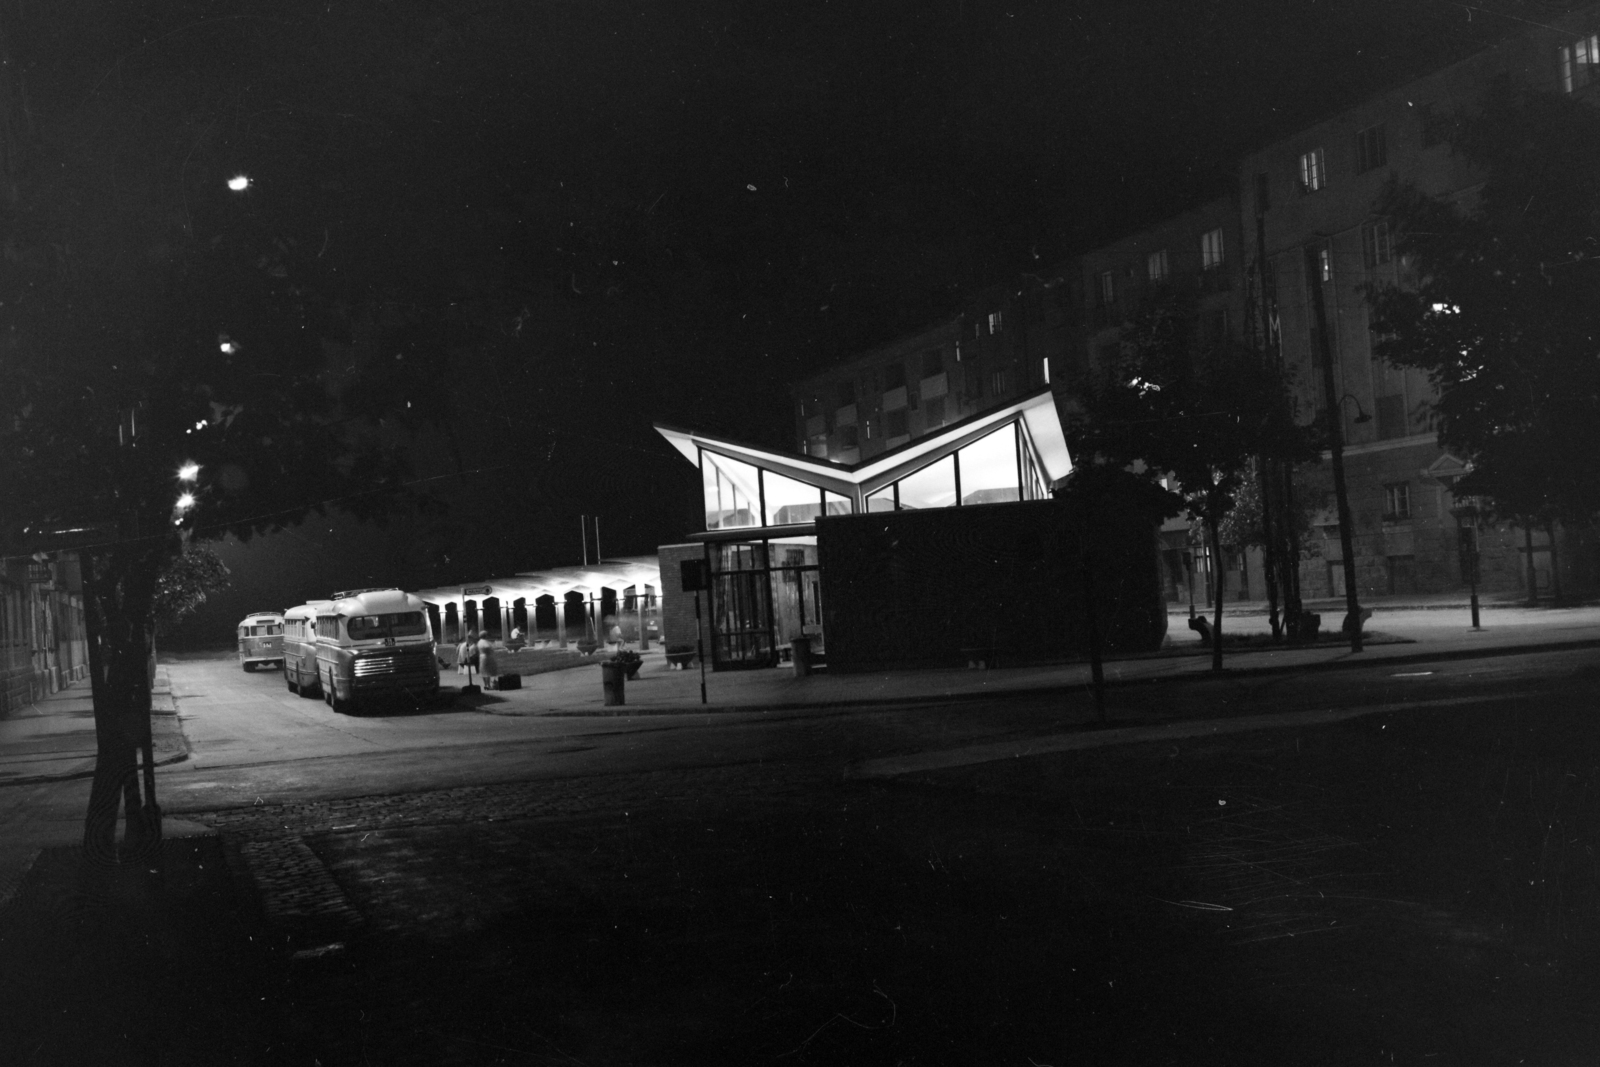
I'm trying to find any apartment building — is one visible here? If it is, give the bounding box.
[791,274,1086,465]
[1241,5,1600,599]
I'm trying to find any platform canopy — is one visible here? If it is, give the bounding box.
[655,388,1072,537]
[411,556,662,609]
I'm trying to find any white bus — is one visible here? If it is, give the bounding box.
[236,612,284,672]
[314,588,439,713]
[282,600,333,698]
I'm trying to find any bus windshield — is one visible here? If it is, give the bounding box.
[241,624,281,636]
[346,612,428,640]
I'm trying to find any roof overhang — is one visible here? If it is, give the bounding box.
[655,387,1073,495]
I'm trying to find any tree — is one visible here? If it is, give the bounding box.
[152,545,232,635]
[1071,293,1312,671]
[0,4,435,863]
[1368,80,1600,550]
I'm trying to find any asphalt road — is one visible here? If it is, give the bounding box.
[159,645,1599,814]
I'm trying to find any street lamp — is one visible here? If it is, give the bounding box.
[1450,497,1483,630]
[1337,394,1372,426]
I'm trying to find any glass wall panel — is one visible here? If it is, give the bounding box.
[823,490,853,516]
[895,455,957,510]
[762,469,824,526]
[702,451,760,529]
[957,424,1021,505]
[865,486,895,513]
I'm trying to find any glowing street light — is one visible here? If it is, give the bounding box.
[227,174,251,192]
[178,462,200,482]
[218,333,237,354]
[176,492,197,511]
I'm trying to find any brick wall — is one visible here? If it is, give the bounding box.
[657,543,711,656]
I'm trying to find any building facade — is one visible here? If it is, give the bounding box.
[1,552,88,718]
[1240,6,1600,598]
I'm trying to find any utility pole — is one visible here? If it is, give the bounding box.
[1306,245,1363,653]
[1250,205,1284,641]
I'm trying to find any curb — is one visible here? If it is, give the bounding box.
[489,635,1600,719]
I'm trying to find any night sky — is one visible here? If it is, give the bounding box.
[28,0,1579,641]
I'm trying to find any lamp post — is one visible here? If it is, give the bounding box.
[1306,245,1363,652]
[1450,498,1482,630]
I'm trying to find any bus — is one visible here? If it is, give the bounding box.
[314,588,439,713]
[236,611,285,672]
[282,600,333,698]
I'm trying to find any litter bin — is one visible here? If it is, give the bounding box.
[601,660,626,706]
[791,636,813,677]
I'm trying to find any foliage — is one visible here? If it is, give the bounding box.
[1367,79,1600,527]
[1071,294,1313,529]
[152,545,232,632]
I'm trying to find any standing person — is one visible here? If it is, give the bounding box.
[457,630,476,676]
[476,629,497,681]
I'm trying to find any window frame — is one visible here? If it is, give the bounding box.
[1355,123,1387,173]
[1298,147,1326,193]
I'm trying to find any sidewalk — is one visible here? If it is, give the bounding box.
[0,666,187,787]
[459,602,1600,718]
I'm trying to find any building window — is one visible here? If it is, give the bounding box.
[989,367,1010,396]
[1355,123,1387,173]
[1361,219,1392,268]
[1560,34,1599,93]
[807,435,828,457]
[1298,147,1325,193]
[988,311,1003,334]
[1383,482,1411,521]
[1147,249,1169,282]
[883,409,908,439]
[1097,270,1115,306]
[1201,228,1225,270]
[1041,356,1050,385]
[1307,240,1333,283]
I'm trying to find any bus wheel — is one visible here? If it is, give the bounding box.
[286,673,298,693]
[299,676,320,700]
[242,662,255,673]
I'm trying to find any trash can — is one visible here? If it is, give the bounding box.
[791,636,813,677]
[601,660,626,706]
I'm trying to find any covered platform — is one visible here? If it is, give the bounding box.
[412,557,663,649]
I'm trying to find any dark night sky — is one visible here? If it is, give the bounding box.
[40,0,1577,640]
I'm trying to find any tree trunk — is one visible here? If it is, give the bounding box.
[1207,516,1225,673]
[1081,539,1107,723]
[1257,457,1282,641]
[80,543,166,867]
[1524,524,1539,605]
[1545,520,1563,605]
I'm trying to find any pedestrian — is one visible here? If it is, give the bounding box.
[457,630,477,676]
[476,629,497,679]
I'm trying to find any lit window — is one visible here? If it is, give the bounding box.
[956,424,1021,506]
[1355,124,1387,173]
[897,455,957,510]
[763,469,825,526]
[1299,147,1325,193]
[701,451,760,530]
[1362,219,1392,268]
[1560,35,1599,93]
[988,311,1004,334]
[1384,482,1411,520]
[1147,249,1170,282]
[1201,229,1225,270]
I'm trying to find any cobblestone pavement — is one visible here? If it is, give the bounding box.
[192,762,831,939]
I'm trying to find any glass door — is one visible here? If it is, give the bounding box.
[710,543,775,668]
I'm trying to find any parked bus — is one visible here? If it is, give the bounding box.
[314,588,439,712]
[282,600,333,698]
[236,611,284,672]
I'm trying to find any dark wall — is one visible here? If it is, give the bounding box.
[816,500,1166,673]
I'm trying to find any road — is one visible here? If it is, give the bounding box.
[155,645,1598,812]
